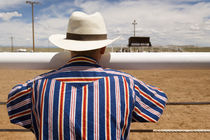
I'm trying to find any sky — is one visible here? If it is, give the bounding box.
[0,0,210,47]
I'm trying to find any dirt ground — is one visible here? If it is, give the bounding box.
[0,69,210,140]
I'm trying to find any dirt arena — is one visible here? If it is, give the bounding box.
[0,69,210,140]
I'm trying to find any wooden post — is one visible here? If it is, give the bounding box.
[26,1,40,52]
[10,36,14,52]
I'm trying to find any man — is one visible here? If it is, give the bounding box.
[7,11,167,140]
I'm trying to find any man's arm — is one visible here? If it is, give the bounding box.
[132,80,167,122]
[7,82,33,129]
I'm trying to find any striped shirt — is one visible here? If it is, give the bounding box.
[7,55,167,140]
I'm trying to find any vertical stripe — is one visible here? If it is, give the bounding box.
[87,83,94,140]
[82,86,88,139]
[109,77,117,140]
[36,80,41,122]
[114,76,121,139]
[31,81,39,135]
[36,80,43,138]
[48,80,55,140]
[99,79,105,139]
[63,84,71,140]
[58,82,65,140]
[94,81,99,140]
[105,77,111,140]
[52,81,61,139]
[39,79,48,140]
[43,80,51,139]
[70,86,77,139]
[122,77,129,137]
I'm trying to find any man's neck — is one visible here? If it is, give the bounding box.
[70,52,102,62]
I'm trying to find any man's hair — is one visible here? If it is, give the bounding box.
[71,48,101,57]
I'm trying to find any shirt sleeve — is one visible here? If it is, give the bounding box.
[132,80,167,122]
[7,82,33,129]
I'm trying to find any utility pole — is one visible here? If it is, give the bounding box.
[10,36,14,52]
[26,1,40,52]
[132,20,137,36]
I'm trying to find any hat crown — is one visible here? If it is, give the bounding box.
[67,12,107,35]
[49,11,119,51]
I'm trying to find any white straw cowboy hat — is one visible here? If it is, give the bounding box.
[49,11,119,51]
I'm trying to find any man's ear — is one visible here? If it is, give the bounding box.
[100,47,106,54]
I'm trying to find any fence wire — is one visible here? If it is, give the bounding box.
[1,129,210,133]
[1,101,210,133]
[1,101,210,105]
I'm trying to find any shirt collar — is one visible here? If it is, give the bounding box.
[57,56,101,70]
[68,55,97,65]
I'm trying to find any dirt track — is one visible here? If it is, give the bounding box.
[0,69,210,140]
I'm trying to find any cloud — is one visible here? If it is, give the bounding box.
[40,2,76,18]
[75,0,210,46]
[0,11,22,21]
[0,0,210,47]
[0,21,31,47]
[0,0,27,9]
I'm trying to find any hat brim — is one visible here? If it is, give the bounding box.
[49,34,119,51]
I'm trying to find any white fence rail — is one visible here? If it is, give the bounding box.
[0,52,210,70]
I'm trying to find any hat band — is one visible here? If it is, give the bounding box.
[66,33,107,41]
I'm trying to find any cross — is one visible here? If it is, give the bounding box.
[132,20,137,36]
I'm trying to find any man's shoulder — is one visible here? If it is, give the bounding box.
[103,68,136,79]
[26,69,57,83]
